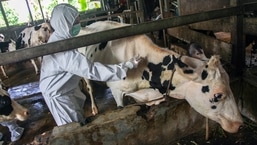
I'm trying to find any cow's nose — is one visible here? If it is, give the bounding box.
[238,124,245,131]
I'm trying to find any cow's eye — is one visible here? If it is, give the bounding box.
[213,93,224,102]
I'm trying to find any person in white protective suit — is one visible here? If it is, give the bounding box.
[0,35,24,142]
[39,3,142,126]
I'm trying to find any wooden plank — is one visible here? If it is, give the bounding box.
[242,0,257,4]
[178,0,230,16]
[188,18,231,32]
[178,17,257,36]
[188,18,257,36]
[244,18,257,35]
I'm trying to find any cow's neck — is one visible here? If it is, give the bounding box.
[142,54,200,95]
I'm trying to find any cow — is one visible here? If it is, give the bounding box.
[15,22,53,75]
[171,42,209,61]
[77,20,243,133]
[0,80,29,122]
[0,80,29,141]
[245,40,257,67]
[187,42,209,61]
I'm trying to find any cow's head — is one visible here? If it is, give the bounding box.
[187,42,208,61]
[36,22,53,44]
[169,55,243,133]
[0,83,29,122]
[16,22,53,49]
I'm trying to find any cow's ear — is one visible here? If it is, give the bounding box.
[205,55,222,80]
[169,93,185,99]
[10,39,16,44]
[174,65,198,80]
[168,80,201,100]
[207,55,221,68]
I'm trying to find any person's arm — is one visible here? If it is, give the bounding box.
[63,50,142,81]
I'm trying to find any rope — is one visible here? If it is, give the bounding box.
[165,55,182,97]
[165,67,176,97]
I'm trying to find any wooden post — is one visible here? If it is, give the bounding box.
[159,0,167,47]
[230,0,245,76]
[25,0,34,25]
[0,2,9,28]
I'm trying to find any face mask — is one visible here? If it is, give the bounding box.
[71,23,81,36]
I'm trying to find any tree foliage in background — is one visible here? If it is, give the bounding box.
[0,2,19,27]
[0,10,6,28]
[0,0,101,28]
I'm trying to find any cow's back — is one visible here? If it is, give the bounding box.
[78,21,179,64]
[78,21,132,63]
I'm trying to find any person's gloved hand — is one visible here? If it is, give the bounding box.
[123,55,143,69]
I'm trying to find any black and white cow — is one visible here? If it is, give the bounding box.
[187,42,208,61]
[77,21,243,133]
[15,22,53,75]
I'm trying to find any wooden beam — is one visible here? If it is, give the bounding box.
[230,0,245,76]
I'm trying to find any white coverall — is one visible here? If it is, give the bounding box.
[39,4,139,126]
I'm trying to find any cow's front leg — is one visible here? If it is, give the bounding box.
[30,59,39,75]
[1,65,8,78]
[110,88,124,108]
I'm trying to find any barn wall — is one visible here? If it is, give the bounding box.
[231,69,257,123]
[167,26,232,63]
[178,0,230,16]
[244,18,257,35]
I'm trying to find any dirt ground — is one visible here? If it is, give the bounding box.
[0,60,257,145]
[169,117,257,145]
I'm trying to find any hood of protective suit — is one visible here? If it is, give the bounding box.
[49,3,79,41]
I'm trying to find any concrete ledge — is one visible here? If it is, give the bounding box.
[49,100,217,145]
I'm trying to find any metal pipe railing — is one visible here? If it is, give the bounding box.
[0,2,256,65]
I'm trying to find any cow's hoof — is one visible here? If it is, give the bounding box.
[80,116,95,126]
[117,106,124,109]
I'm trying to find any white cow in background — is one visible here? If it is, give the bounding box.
[0,23,53,78]
[77,21,243,133]
[15,22,53,75]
